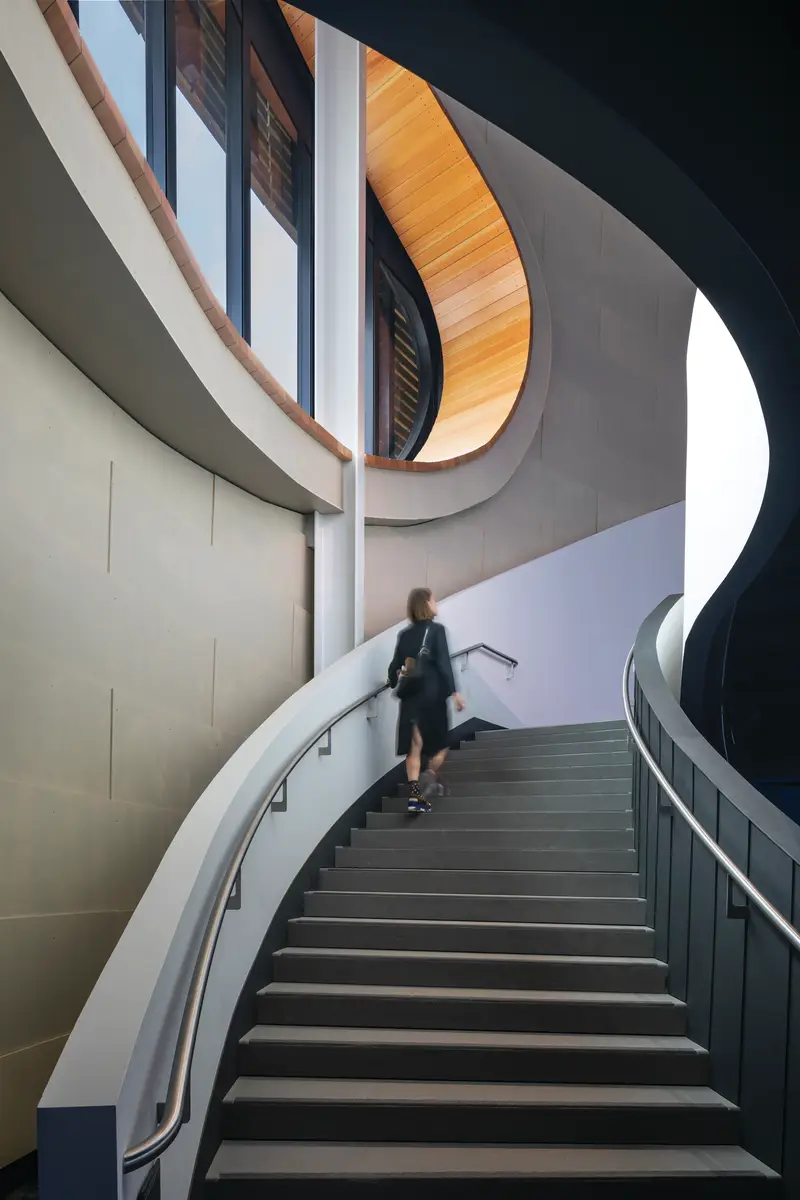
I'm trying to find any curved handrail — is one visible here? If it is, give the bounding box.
[623,646,800,957]
[123,641,518,1174]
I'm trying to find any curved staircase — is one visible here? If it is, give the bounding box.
[206,721,778,1196]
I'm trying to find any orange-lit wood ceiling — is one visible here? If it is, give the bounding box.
[279,4,531,463]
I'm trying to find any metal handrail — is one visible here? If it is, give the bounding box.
[623,646,800,957]
[123,641,517,1174]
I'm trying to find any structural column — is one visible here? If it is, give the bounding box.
[312,21,366,674]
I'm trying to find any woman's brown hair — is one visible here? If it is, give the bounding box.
[407,587,433,624]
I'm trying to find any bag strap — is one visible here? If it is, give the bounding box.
[419,624,432,657]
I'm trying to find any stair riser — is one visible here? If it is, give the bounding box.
[319,868,641,897]
[221,1100,737,1147]
[334,847,637,873]
[479,722,627,739]
[304,892,647,926]
[453,741,629,760]
[367,810,634,830]
[351,828,634,850]
[272,954,668,994]
[398,780,632,797]
[256,992,687,1035]
[445,754,632,771]
[440,766,632,783]
[238,1041,710,1087]
[383,792,633,811]
[288,921,654,957]
[207,1176,779,1198]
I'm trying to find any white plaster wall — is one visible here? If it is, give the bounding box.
[0,292,311,1169]
[683,291,769,644]
[437,504,685,726]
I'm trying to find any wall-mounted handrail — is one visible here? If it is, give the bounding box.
[122,641,518,1175]
[623,646,800,958]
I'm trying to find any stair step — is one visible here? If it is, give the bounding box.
[383,791,633,812]
[239,1025,710,1085]
[319,867,641,897]
[439,765,632,783]
[479,720,628,739]
[335,846,637,873]
[304,890,647,926]
[272,946,668,993]
[454,739,630,759]
[257,982,687,1035]
[399,779,632,797]
[367,809,634,830]
[351,827,634,850]
[444,754,632,773]
[207,1142,778,1197]
[220,1077,738,1145]
[288,916,654,956]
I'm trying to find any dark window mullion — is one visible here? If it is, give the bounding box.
[146,0,176,206]
[226,0,248,337]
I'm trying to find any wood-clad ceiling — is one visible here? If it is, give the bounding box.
[279,5,531,464]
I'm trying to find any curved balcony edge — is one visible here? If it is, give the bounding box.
[5,0,345,514]
[365,100,551,526]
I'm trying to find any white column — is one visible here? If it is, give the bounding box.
[313,22,366,674]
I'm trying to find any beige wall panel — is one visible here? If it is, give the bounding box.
[110,690,225,812]
[0,912,129,1057]
[0,295,311,1161]
[212,639,298,750]
[0,1036,66,1169]
[0,781,179,919]
[0,639,111,798]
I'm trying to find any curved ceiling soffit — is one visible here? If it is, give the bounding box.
[279,6,536,468]
[366,100,552,525]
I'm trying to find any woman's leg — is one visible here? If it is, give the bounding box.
[406,725,423,782]
[407,726,430,811]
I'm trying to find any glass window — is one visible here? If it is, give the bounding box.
[249,48,299,398]
[375,264,430,459]
[79,0,147,153]
[174,0,228,308]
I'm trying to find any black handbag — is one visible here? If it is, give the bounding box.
[396,625,432,700]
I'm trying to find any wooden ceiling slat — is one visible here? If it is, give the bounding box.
[280,12,532,461]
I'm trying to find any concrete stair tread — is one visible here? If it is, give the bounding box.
[290,916,650,935]
[242,1024,705,1053]
[274,945,665,969]
[223,1076,734,1109]
[259,981,684,1007]
[208,1141,776,1181]
[367,812,634,828]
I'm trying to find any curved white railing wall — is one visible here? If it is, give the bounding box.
[683,291,769,644]
[38,618,519,1200]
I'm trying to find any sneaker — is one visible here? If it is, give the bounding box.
[407,797,429,813]
[420,769,442,800]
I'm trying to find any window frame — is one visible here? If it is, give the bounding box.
[74,0,315,416]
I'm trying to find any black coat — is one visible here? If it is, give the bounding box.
[388,620,456,757]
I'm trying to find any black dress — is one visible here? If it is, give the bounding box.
[388,620,456,757]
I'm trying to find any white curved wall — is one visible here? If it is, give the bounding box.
[439,504,685,726]
[683,291,770,643]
